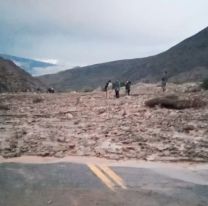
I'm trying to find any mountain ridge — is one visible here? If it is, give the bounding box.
[0,57,46,92]
[37,26,208,91]
[0,54,55,75]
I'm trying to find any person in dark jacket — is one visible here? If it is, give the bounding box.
[125,81,131,95]
[114,80,120,98]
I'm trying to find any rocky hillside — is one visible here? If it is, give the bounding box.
[0,57,45,92]
[38,26,208,91]
[0,54,55,75]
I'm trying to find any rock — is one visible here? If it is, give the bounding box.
[74,120,80,125]
[122,140,130,144]
[33,97,44,104]
[97,108,106,114]
[68,144,75,149]
[39,151,50,157]
[66,113,73,119]
[120,126,131,132]
[123,146,135,152]
[2,151,21,158]
[183,83,201,93]
[183,125,195,133]
[145,95,206,109]
[106,154,121,160]
[126,152,137,158]
[1,141,11,150]
[95,147,106,156]
[57,136,66,143]
[0,104,10,110]
[140,128,146,132]
[122,110,127,116]
[54,151,65,158]
[54,145,67,153]
[20,146,29,153]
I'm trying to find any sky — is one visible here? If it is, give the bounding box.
[0,0,208,73]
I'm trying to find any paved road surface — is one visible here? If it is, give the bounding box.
[0,162,208,206]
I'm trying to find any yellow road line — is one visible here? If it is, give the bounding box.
[98,165,127,190]
[88,164,115,191]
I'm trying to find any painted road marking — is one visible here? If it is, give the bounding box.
[88,164,115,191]
[98,165,127,189]
[88,164,127,191]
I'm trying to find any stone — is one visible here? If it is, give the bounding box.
[54,151,65,158]
[183,125,195,133]
[57,136,66,143]
[145,95,206,109]
[97,108,106,114]
[66,113,73,119]
[68,144,76,149]
[123,146,135,151]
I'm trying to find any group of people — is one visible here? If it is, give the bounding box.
[104,71,168,99]
[104,80,132,99]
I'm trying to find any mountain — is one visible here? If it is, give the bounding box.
[0,57,45,92]
[0,54,55,75]
[38,27,208,91]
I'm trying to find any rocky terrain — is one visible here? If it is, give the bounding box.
[0,83,208,162]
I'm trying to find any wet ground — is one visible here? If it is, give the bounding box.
[0,83,208,161]
[1,160,208,206]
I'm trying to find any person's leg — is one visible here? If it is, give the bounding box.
[163,86,166,92]
[109,90,112,99]
[163,83,166,92]
[116,90,119,98]
[162,83,165,92]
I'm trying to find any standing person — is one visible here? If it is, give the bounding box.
[114,80,120,98]
[161,71,168,92]
[125,81,131,96]
[104,80,112,98]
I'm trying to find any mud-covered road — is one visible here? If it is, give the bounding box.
[0,83,208,161]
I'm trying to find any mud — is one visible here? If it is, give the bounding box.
[0,83,208,162]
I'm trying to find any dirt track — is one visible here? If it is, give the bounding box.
[0,83,208,161]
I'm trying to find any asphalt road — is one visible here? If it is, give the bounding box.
[0,162,208,206]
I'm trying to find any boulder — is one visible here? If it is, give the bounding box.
[0,104,10,110]
[145,95,206,109]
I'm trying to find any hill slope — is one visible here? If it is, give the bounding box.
[38,27,208,91]
[0,54,55,75]
[0,58,45,92]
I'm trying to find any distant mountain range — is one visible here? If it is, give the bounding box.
[0,54,55,75]
[38,26,208,91]
[0,57,45,92]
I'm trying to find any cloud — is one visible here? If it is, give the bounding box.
[0,0,208,69]
[35,59,59,65]
[32,65,73,76]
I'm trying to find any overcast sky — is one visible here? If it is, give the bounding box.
[0,0,208,68]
